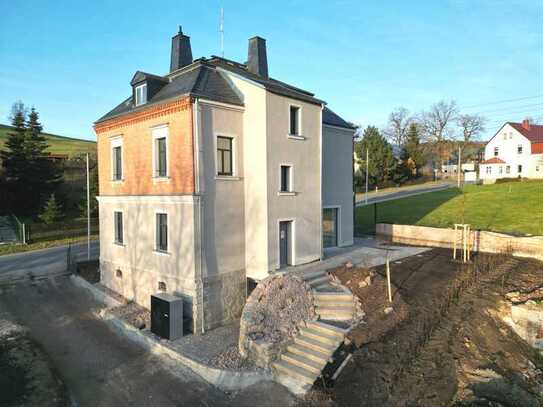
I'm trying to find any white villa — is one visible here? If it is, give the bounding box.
[479,120,543,183]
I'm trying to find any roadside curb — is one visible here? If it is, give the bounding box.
[69,275,273,391]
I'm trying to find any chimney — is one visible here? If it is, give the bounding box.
[522,118,531,131]
[170,26,193,72]
[247,36,268,78]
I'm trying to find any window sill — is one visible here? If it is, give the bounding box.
[287,134,305,140]
[215,176,242,181]
[113,242,125,247]
[153,249,170,256]
[111,179,124,184]
[277,191,297,196]
[153,176,171,183]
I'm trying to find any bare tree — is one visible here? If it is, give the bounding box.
[455,114,486,186]
[384,107,413,149]
[421,100,459,174]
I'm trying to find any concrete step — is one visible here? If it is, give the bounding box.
[305,320,347,338]
[273,360,318,385]
[299,326,342,345]
[316,308,353,320]
[316,303,354,311]
[281,352,325,374]
[314,292,354,302]
[296,335,337,354]
[307,275,330,286]
[301,270,327,281]
[287,343,331,364]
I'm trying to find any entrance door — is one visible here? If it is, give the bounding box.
[279,221,292,267]
[323,208,338,248]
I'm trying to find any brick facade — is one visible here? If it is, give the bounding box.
[95,97,194,196]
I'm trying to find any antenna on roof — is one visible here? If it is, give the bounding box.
[219,7,224,57]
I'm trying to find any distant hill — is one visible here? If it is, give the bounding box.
[0,124,96,157]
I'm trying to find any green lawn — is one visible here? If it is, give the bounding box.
[356,180,543,237]
[0,124,96,157]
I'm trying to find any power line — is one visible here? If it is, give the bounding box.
[462,94,543,110]
[470,102,543,115]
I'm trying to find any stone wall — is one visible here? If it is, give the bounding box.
[376,223,543,261]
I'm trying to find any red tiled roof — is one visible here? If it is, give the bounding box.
[508,122,543,143]
[532,143,543,154]
[482,157,506,164]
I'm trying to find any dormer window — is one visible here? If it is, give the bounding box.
[135,83,147,106]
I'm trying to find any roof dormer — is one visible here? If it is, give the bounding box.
[130,71,168,107]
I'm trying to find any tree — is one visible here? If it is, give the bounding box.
[354,126,396,187]
[39,194,63,224]
[398,123,426,179]
[0,108,27,184]
[421,100,458,173]
[384,107,413,149]
[455,114,485,186]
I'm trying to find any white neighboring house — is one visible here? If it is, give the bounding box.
[479,120,543,183]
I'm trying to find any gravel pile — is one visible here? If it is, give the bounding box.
[110,302,150,330]
[208,345,257,371]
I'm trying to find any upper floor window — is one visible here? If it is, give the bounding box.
[289,105,300,135]
[280,165,292,192]
[155,213,168,252]
[152,126,169,178]
[518,165,523,173]
[135,83,147,106]
[217,136,233,176]
[114,211,123,245]
[518,144,523,154]
[494,147,499,156]
[111,137,123,181]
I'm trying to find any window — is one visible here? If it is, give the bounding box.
[494,147,499,156]
[499,166,503,174]
[485,166,491,175]
[280,165,291,192]
[158,281,167,291]
[289,105,300,135]
[156,213,168,252]
[135,83,147,106]
[152,126,169,178]
[518,144,523,154]
[518,165,522,173]
[114,211,123,244]
[217,136,233,176]
[111,138,123,181]
[506,165,510,174]
[537,166,540,172]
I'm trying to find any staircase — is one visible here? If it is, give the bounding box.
[272,269,356,395]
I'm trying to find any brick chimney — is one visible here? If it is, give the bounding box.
[247,36,268,78]
[170,26,193,72]
[522,118,531,131]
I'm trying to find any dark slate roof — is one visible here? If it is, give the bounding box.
[130,71,168,86]
[207,56,325,106]
[96,63,243,123]
[322,106,355,130]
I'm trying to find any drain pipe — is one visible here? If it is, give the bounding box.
[193,97,206,334]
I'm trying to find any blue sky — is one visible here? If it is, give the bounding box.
[1,0,542,141]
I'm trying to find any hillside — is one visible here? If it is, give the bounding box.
[0,124,96,157]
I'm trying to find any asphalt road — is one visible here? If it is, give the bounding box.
[0,241,99,284]
[356,182,452,207]
[0,277,295,407]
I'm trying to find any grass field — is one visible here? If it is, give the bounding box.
[0,124,95,157]
[356,180,543,236]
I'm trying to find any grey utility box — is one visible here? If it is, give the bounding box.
[151,293,183,340]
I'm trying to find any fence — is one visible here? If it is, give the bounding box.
[27,218,99,243]
[9,213,26,244]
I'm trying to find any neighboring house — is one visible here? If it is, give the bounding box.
[94,28,355,333]
[479,120,543,183]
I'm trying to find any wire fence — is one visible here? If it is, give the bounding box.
[27,218,99,243]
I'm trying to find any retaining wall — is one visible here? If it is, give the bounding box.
[376,223,543,261]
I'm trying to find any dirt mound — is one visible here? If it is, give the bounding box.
[239,274,316,367]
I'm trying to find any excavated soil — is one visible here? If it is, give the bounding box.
[309,249,543,407]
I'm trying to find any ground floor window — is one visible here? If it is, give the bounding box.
[518,165,523,173]
[323,208,338,248]
[114,211,123,244]
[156,213,168,252]
[485,166,491,174]
[506,166,510,174]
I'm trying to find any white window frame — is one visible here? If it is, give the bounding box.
[518,164,523,173]
[135,83,147,106]
[278,163,295,195]
[214,133,239,180]
[498,166,503,174]
[110,136,123,182]
[113,210,124,246]
[154,210,169,255]
[485,166,491,175]
[494,146,499,157]
[506,165,511,174]
[288,104,303,139]
[518,144,523,154]
[151,124,170,180]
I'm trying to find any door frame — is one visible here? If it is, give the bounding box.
[323,205,341,248]
[277,218,295,269]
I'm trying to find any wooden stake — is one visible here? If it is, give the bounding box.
[386,258,392,303]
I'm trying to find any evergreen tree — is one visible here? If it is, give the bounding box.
[403,123,426,177]
[39,194,63,224]
[354,126,396,187]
